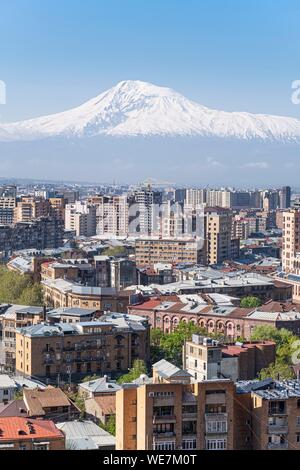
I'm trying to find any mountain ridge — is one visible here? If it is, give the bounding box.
[1,80,300,142]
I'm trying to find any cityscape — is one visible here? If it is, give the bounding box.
[1,0,300,459]
[0,180,300,452]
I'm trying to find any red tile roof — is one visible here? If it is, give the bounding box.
[0,417,64,441]
[131,299,165,310]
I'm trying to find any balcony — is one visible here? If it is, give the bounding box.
[153,415,176,423]
[268,424,288,434]
[267,442,288,450]
[268,410,287,417]
[153,432,176,439]
[43,348,54,353]
[205,413,228,421]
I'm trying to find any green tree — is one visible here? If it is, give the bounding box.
[105,415,116,436]
[82,374,101,383]
[117,359,147,384]
[0,267,43,306]
[240,296,262,308]
[150,328,166,363]
[159,322,207,367]
[67,391,85,418]
[18,283,43,306]
[259,362,295,380]
[102,246,128,257]
[98,415,116,436]
[251,325,299,379]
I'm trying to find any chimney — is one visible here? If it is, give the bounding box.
[43,305,47,322]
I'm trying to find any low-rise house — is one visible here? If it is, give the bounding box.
[56,420,115,450]
[0,417,65,450]
[78,376,121,399]
[0,399,27,417]
[23,387,80,422]
[0,375,17,403]
[85,395,116,425]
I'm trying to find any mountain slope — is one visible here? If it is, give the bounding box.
[1,80,300,142]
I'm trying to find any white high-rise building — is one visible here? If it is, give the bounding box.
[185,189,207,208]
[88,195,129,237]
[65,201,97,237]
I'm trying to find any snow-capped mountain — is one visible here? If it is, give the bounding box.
[2,80,300,142]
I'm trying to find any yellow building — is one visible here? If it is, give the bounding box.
[205,207,233,265]
[15,313,150,382]
[135,238,205,267]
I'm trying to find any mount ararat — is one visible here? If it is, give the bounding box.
[1,80,300,142]
[0,80,299,185]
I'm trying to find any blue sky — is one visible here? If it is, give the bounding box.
[1,0,300,122]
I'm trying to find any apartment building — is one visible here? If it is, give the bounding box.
[94,255,111,287]
[204,207,235,265]
[279,186,291,210]
[231,217,250,240]
[278,208,300,303]
[135,238,205,267]
[116,359,235,450]
[15,313,150,382]
[110,258,137,289]
[1,306,45,371]
[14,196,50,223]
[41,260,95,286]
[41,278,132,312]
[0,196,16,224]
[88,195,129,236]
[0,217,64,254]
[128,188,163,236]
[183,335,275,382]
[48,197,65,221]
[282,208,300,274]
[236,379,300,450]
[206,190,232,208]
[185,189,206,207]
[65,201,97,237]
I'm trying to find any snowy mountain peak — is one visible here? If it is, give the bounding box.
[1,80,300,142]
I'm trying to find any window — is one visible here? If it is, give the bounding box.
[297,434,300,443]
[34,444,49,450]
[182,439,196,449]
[153,442,176,451]
[206,421,227,433]
[206,439,227,450]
